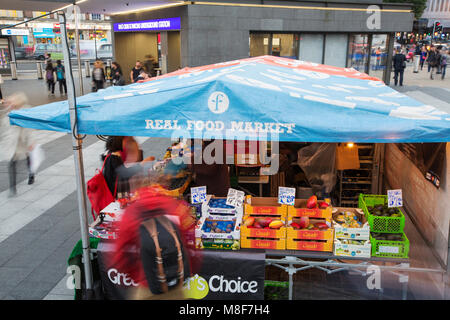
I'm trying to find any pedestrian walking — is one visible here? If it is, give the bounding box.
[392,49,406,86]
[111,61,125,86]
[428,46,439,80]
[143,55,156,77]
[420,46,427,71]
[0,74,3,103]
[440,49,448,80]
[55,60,67,95]
[130,61,144,83]
[1,92,36,197]
[413,43,421,73]
[92,60,106,92]
[45,61,55,95]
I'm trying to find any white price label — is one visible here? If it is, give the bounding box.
[191,186,207,204]
[378,246,400,254]
[278,187,296,206]
[387,189,403,208]
[226,188,245,208]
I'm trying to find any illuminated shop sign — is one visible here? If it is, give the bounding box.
[113,17,180,32]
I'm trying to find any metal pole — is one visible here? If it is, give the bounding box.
[94,27,97,61]
[73,5,84,95]
[85,60,90,78]
[58,12,93,294]
[37,62,43,79]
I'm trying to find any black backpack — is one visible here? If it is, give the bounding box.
[139,216,190,295]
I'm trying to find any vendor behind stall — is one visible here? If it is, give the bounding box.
[102,136,154,197]
[189,139,230,197]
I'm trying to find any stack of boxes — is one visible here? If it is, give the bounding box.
[285,199,334,251]
[359,194,409,259]
[195,195,243,250]
[333,207,371,258]
[241,197,287,249]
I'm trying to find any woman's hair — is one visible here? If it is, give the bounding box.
[112,61,120,68]
[106,136,124,152]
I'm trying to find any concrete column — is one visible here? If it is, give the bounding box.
[160,31,169,75]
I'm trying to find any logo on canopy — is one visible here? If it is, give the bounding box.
[208,91,229,114]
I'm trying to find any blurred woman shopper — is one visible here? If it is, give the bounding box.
[110,185,198,299]
[92,60,106,92]
[1,93,36,197]
[45,61,55,95]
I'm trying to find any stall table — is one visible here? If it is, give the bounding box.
[260,249,411,300]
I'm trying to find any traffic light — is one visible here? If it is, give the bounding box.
[434,21,442,32]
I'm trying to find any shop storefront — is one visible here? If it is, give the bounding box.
[112,0,414,85]
[112,17,182,79]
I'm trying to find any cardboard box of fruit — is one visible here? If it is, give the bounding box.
[286,238,333,251]
[287,196,332,219]
[195,213,242,240]
[286,216,333,241]
[332,207,370,240]
[195,238,240,250]
[244,196,288,217]
[202,195,244,216]
[241,237,286,250]
[334,239,371,258]
[241,215,286,239]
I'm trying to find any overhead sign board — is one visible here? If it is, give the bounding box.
[113,17,181,32]
[1,29,29,36]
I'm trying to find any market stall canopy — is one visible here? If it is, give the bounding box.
[8,56,450,142]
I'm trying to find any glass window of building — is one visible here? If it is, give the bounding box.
[249,33,270,57]
[299,34,324,64]
[347,34,369,72]
[271,33,299,59]
[369,34,389,80]
[324,34,348,68]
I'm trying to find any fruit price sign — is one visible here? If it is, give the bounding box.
[278,187,296,206]
[226,188,245,207]
[191,186,207,204]
[387,189,403,208]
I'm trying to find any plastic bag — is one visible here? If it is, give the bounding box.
[29,144,45,174]
[297,143,337,194]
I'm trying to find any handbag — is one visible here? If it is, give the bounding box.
[87,154,118,220]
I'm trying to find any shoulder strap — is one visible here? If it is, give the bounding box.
[156,216,185,289]
[101,153,111,172]
[142,219,169,293]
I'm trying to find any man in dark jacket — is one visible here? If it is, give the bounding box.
[392,49,406,86]
[427,46,439,80]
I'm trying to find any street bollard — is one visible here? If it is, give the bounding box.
[41,62,46,79]
[84,60,90,77]
[37,62,43,79]
[11,61,18,80]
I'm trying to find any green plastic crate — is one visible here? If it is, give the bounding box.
[264,281,289,300]
[358,194,406,233]
[370,232,409,258]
